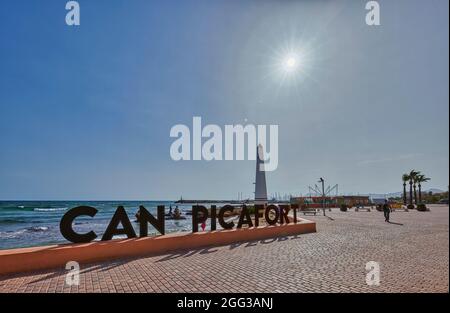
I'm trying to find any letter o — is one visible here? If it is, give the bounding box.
[264,205,280,226]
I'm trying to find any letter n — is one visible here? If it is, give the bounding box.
[139,205,165,236]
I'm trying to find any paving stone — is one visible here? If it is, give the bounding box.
[0,205,448,293]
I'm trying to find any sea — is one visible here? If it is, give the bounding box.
[0,201,197,250]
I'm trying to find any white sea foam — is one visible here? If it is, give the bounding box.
[0,229,27,239]
[0,226,49,239]
[27,226,49,232]
[33,207,68,212]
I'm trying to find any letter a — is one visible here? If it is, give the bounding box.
[66,1,80,26]
[365,1,380,26]
[170,124,191,160]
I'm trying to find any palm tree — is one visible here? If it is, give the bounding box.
[408,170,419,205]
[413,171,422,204]
[402,173,410,205]
[416,174,430,203]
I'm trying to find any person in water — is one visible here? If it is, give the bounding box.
[135,210,140,223]
[173,206,181,219]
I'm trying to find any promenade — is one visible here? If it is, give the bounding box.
[0,205,448,293]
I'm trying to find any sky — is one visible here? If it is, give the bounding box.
[0,0,448,200]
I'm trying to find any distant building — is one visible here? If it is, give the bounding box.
[291,195,370,208]
[370,197,387,205]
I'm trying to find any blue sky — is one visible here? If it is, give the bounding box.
[0,0,448,200]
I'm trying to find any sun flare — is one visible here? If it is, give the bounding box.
[284,56,298,71]
[260,34,317,94]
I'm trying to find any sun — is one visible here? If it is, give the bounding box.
[260,37,316,95]
[284,56,298,71]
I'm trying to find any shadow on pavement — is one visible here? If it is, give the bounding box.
[155,235,303,262]
[388,221,404,226]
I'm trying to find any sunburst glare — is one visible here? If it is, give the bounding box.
[259,37,317,97]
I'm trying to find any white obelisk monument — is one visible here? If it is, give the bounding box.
[254,144,268,205]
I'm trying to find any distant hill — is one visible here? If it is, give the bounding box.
[427,188,446,194]
[367,188,445,199]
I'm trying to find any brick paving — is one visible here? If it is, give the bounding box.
[0,204,448,293]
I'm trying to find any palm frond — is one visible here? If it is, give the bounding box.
[402,174,410,182]
[409,170,420,181]
[416,174,431,183]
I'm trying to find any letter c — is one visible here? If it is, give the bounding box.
[218,205,235,229]
[60,206,98,243]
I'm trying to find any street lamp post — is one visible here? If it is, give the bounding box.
[319,177,326,216]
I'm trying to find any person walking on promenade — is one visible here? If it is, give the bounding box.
[383,199,391,222]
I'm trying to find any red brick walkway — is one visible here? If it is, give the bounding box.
[0,205,448,293]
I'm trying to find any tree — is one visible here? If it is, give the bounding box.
[402,173,410,205]
[412,171,421,205]
[416,174,431,203]
[408,170,419,205]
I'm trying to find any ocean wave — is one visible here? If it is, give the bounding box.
[0,206,69,212]
[0,206,33,211]
[0,226,50,239]
[0,206,51,212]
[26,226,49,232]
[0,229,27,239]
[0,219,28,224]
[33,207,68,212]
